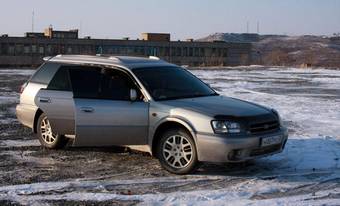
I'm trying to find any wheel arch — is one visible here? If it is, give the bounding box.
[33,108,44,133]
[151,118,196,157]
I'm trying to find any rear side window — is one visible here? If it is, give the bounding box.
[30,63,60,84]
[47,67,72,91]
[69,66,136,100]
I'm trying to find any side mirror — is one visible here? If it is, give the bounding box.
[130,88,137,102]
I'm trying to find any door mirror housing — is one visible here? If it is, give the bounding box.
[130,88,137,101]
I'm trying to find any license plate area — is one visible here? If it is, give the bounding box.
[261,135,282,147]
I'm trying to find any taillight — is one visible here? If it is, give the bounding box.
[19,82,28,94]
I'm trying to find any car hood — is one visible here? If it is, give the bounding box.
[159,95,273,118]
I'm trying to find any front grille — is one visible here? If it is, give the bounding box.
[250,144,282,157]
[249,121,279,134]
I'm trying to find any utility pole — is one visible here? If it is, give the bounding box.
[246,21,249,33]
[257,21,260,34]
[80,21,82,38]
[32,10,35,32]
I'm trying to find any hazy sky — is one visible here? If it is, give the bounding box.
[1,0,339,40]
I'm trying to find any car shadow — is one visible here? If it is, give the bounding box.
[61,145,130,154]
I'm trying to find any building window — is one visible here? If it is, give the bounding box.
[32,45,37,53]
[200,48,205,57]
[176,47,181,56]
[217,48,222,57]
[189,48,193,56]
[46,45,52,55]
[211,48,216,57]
[159,47,164,56]
[24,45,30,54]
[223,48,228,57]
[183,47,188,57]
[39,45,45,54]
[164,47,169,56]
[194,48,199,57]
[15,44,24,55]
[8,45,14,55]
[67,46,72,54]
[139,47,145,55]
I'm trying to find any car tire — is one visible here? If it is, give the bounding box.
[157,128,198,174]
[37,113,68,149]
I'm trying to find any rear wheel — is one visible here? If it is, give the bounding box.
[157,128,198,174]
[37,113,68,149]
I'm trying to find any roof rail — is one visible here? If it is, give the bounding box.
[149,56,160,60]
[43,56,53,61]
[108,56,122,62]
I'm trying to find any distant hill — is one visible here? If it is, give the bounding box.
[197,33,340,68]
[197,33,262,43]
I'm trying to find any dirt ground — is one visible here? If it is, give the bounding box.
[0,68,339,205]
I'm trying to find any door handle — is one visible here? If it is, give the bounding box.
[80,107,94,113]
[39,97,51,103]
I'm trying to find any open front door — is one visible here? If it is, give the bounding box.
[68,66,149,147]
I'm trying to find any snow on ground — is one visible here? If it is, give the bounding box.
[0,67,340,205]
[192,68,340,174]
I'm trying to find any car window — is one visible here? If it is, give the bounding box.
[69,66,138,101]
[30,63,60,84]
[69,66,101,99]
[47,66,72,91]
[133,66,217,101]
[99,69,132,101]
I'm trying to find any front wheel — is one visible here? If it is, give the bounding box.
[37,113,68,149]
[157,128,198,174]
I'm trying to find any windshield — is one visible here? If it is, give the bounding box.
[133,66,218,101]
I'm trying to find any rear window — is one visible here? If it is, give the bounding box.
[30,63,60,84]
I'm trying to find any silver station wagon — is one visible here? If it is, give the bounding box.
[16,55,288,174]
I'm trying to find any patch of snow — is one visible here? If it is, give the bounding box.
[0,139,40,147]
[0,118,18,124]
[0,175,339,205]
[0,69,35,76]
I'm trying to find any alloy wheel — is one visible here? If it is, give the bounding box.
[40,116,56,144]
[162,135,193,169]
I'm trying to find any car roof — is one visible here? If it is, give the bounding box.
[46,55,175,70]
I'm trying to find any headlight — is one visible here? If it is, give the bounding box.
[211,120,241,134]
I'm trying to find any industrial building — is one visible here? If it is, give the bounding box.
[0,27,252,67]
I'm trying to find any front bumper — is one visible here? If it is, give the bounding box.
[196,127,288,163]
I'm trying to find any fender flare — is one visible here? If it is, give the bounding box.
[149,116,197,155]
